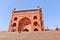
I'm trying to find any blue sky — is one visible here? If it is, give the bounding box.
[0,0,60,30]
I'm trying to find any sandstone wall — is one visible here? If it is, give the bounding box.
[0,31,60,40]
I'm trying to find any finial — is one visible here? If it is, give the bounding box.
[13,8,16,10]
[12,8,16,14]
[37,6,42,9]
[37,6,40,8]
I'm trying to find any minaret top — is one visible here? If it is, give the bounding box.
[37,6,42,9]
[13,8,16,10]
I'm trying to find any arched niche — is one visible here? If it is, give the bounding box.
[34,22,38,26]
[12,23,16,27]
[14,17,17,21]
[33,16,37,19]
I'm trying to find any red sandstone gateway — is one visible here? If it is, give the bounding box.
[8,6,44,32]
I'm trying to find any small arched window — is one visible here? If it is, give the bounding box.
[14,17,17,21]
[34,29,38,31]
[34,22,38,26]
[23,29,29,32]
[33,16,37,19]
[12,23,16,27]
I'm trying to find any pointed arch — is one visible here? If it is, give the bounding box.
[18,17,31,32]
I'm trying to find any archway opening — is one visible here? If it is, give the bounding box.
[11,23,16,32]
[34,29,38,31]
[23,29,29,32]
[18,17,31,32]
[12,23,16,27]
